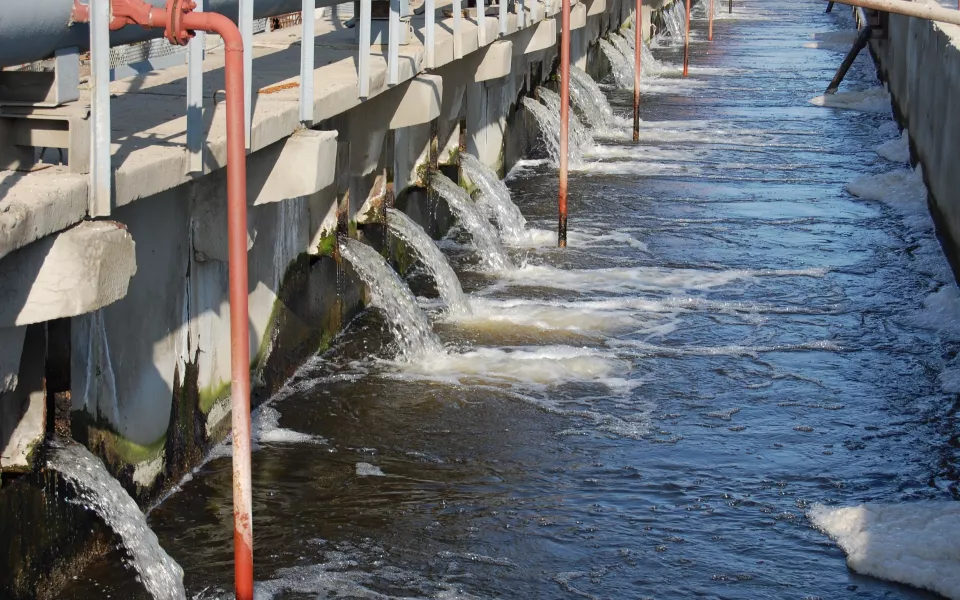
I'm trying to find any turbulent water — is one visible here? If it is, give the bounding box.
[387,207,472,316]
[64,2,960,600]
[340,238,444,359]
[598,38,634,88]
[460,153,528,242]
[47,442,186,600]
[568,65,624,132]
[537,88,593,156]
[431,172,513,271]
[660,0,688,41]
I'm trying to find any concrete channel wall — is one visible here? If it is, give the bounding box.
[869,0,960,265]
[0,0,676,595]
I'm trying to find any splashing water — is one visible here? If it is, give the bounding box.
[538,88,593,154]
[567,66,624,132]
[340,238,445,360]
[614,30,664,77]
[659,1,687,43]
[386,207,472,316]
[46,442,186,600]
[430,173,514,271]
[598,38,634,88]
[460,153,528,243]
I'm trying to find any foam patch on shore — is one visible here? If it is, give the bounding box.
[808,502,960,599]
[810,87,891,114]
[844,167,930,232]
[877,129,910,164]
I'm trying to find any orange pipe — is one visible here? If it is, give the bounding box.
[559,0,571,248]
[709,0,714,40]
[73,2,253,599]
[633,0,642,142]
[683,0,691,77]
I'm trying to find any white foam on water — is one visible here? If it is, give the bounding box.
[384,345,631,389]
[491,264,827,295]
[253,554,484,600]
[443,297,676,335]
[877,129,910,164]
[808,502,960,600]
[610,338,842,358]
[844,166,930,233]
[207,405,326,460]
[939,360,960,394]
[904,285,960,341]
[355,462,386,477]
[810,86,891,114]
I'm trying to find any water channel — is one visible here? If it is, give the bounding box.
[64,0,960,598]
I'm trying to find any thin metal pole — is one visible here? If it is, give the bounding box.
[709,0,714,40]
[633,0,641,142]
[825,25,871,93]
[682,0,690,77]
[729,0,732,14]
[500,0,507,36]
[388,0,400,84]
[558,0,570,248]
[300,0,315,123]
[453,0,462,58]
[359,0,371,97]
[240,0,253,146]
[825,1,834,12]
[425,0,435,68]
[89,0,111,217]
[187,0,205,173]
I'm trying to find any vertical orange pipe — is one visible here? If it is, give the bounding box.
[709,0,714,40]
[181,12,254,600]
[558,0,571,248]
[683,0,691,77]
[633,0,642,142]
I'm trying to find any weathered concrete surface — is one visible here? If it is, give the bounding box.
[870,0,960,264]
[0,221,136,327]
[1,325,45,472]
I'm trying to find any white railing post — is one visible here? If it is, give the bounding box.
[425,0,435,68]
[240,0,253,146]
[454,0,463,58]
[187,0,206,173]
[389,0,400,84]
[360,0,372,97]
[89,0,111,216]
[300,0,316,123]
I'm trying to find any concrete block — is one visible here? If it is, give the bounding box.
[513,20,558,55]
[0,326,25,393]
[587,0,607,17]
[569,3,588,30]
[1,324,44,472]
[389,74,443,129]
[252,129,339,206]
[0,222,137,327]
[474,41,514,82]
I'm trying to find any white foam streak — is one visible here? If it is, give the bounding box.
[495,264,827,294]
[385,346,631,388]
[877,129,910,164]
[810,86,891,114]
[809,502,960,600]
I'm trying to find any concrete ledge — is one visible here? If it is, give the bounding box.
[474,41,514,82]
[569,3,588,30]
[514,19,559,55]
[252,129,338,206]
[0,221,137,327]
[587,0,607,17]
[390,74,444,129]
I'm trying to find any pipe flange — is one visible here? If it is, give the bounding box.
[165,0,197,45]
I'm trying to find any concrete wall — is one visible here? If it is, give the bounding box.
[870,1,960,265]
